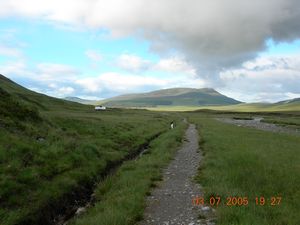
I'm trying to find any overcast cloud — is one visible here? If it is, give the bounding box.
[0,0,300,101]
[1,0,300,72]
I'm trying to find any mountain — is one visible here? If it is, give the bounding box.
[64,96,96,105]
[276,98,300,104]
[101,87,242,107]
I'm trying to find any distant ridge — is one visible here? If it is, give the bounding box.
[64,96,96,105]
[100,87,242,107]
[276,98,300,104]
[1,74,299,112]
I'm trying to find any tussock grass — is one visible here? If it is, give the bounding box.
[0,108,181,225]
[70,122,187,225]
[261,117,300,128]
[189,115,300,225]
[0,76,183,225]
[146,102,300,112]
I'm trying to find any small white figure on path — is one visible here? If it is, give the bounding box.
[170,121,174,129]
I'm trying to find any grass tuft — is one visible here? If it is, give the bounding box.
[190,114,300,225]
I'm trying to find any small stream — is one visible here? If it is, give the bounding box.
[17,132,163,225]
[56,136,159,225]
[217,117,300,135]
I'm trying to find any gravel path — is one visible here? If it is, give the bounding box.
[217,117,300,136]
[139,124,215,225]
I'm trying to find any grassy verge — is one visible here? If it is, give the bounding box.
[145,103,300,112]
[1,75,185,225]
[261,117,300,129]
[189,114,300,225]
[0,107,181,225]
[70,121,187,225]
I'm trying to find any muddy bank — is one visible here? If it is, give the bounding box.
[217,117,300,135]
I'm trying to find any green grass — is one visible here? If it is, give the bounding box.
[261,117,300,129]
[0,75,183,225]
[69,121,187,225]
[0,108,181,225]
[145,102,300,112]
[2,75,300,225]
[188,114,300,225]
[146,105,203,111]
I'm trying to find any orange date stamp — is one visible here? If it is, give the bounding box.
[192,196,282,207]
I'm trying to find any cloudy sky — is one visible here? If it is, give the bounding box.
[0,0,300,102]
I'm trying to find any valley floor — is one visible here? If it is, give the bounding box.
[1,75,299,225]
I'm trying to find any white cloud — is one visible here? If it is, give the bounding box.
[0,45,23,57]
[219,55,300,102]
[1,0,300,76]
[31,86,75,97]
[286,92,300,99]
[76,72,164,93]
[117,54,151,73]
[77,95,103,100]
[0,60,81,98]
[116,53,196,76]
[36,63,79,81]
[75,72,206,94]
[153,57,196,76]
[1,0,300,102]
[85,49,102,62]
[0,60,31,77]
[48,83,58,89]
[57,86,75,96]
[1,56,205,98]
[0,60,79,83]
[5,54,299,103]
[75,77,102,93]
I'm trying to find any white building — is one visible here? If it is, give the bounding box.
[95,106,106,111]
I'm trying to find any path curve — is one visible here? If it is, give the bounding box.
[139,124,215,225]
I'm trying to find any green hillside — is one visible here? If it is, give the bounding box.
[0,75,87,112]
[0,74,181,225]
[101,87,241,107]
[1,74,299,225]
[277,98,300,104]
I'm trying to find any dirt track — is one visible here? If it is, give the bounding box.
[139,124,215,225]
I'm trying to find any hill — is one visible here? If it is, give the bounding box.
[0,74,180,225]
[64,96,96,105]
[0,74,87,112]
[276,97,300,104]
[101,87,242,107]
[1,74,299,225]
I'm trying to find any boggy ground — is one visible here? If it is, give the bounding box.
[188,114,300,225]
[217,117,300,135]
